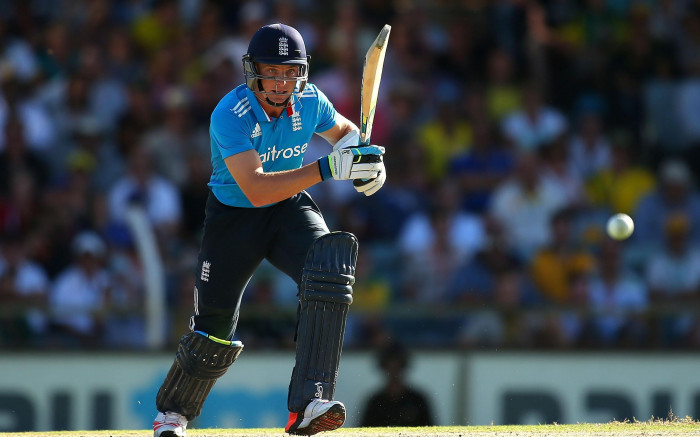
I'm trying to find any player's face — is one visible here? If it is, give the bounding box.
[257,63,300,104]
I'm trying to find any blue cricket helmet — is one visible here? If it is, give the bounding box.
[243,23,310,104]
[247,23,308,64]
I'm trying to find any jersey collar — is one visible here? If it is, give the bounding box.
[245,87,271,122]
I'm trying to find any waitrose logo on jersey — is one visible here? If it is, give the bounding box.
[259,143,308,163]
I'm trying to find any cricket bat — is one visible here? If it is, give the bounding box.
[359,24,391,146]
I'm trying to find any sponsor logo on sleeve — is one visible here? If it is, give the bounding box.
[251,123,262,138]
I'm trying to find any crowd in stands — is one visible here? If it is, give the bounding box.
[1,0,700,351]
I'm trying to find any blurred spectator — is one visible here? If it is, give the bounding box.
[0,115,49,196]
[311,44,362,125]
[450,216,522,305]
[501,82,568,152]
[585,132,655,215]
[649,0,686,42]
[140,88,209,187]
[484,47,522,122]
[0,232,49,347]
[645,213,700,347]
[568,111,612,182]
[417,81,472,182]
[360,342,433,427]
[49,231,111,348]
[399,180,485,265]
[449,118,514,214]
[0,76,56,153]
[37,23,72,79]
[530,207,596,304]
[399,205,467,304]
[0,25,38,83]
[434,16,478,84]
[0,168,41,236]
[52,74,96,146]
[646,213,700,303]
[644,46,683,155]
[605,6,663,139]
[489,150,568,260]
[634,159,700,250]
[119,83,158,145]
[457,266,538,349]
[383,8,433,84]
[65,116,124,193]
[202,1,266,78]
[548,269,597,349]
[675,7,700,76]
[385,80,427,143]
[453,215,541,348]
[587,238,649,347]
[104,27,143,84]
[541,139,587,207]
[487,0,529,64]
[74,43,129,133]
[130,0,184,55]
[107,146,182,242]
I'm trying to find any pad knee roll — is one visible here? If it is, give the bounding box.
[289,232,358,412]
[156,331,243,420]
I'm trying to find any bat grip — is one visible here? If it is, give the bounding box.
[358,138,372,182]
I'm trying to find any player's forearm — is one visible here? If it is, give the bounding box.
[243,163,323,207]
[318,114,359,146]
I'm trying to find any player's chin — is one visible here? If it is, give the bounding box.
[267,92,292,103]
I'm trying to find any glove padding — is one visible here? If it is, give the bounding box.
[318,145,385,181]
[331,131,387,195]
[353,164,386,196]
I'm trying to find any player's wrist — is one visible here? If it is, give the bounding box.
[317,157,333,181]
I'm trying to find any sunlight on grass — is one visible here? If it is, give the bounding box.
[2,418,700,437]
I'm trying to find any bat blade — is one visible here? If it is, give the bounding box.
[359,24,391,146]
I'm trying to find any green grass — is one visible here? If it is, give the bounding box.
[3,419,700,437]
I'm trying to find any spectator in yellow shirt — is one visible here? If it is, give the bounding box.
[585,132,655,215]
[417,82,472,181]
[530,207,596,304]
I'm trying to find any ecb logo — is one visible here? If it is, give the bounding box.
[292,112,302,131]
[279,37,288,56]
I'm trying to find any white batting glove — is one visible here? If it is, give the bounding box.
[318,145,385,181]
[353,163,386,196]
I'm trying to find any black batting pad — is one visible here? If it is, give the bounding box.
[288,232,358,412]
[156,331,243,420]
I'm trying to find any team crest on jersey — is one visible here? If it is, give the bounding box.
[251,123,262,138]
[292,112,302,131]
[279,37,289,56]
[201,261,211,282]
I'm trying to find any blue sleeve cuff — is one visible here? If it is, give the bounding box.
[317,157,332,181]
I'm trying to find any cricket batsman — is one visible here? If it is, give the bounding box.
[152,23,387,436]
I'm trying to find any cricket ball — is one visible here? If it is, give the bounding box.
[606,213,634,241]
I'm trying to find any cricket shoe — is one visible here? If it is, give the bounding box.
[153,411,188,437]
[285,399,346,435]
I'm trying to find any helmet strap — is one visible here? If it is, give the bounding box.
[256,80,291,107]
